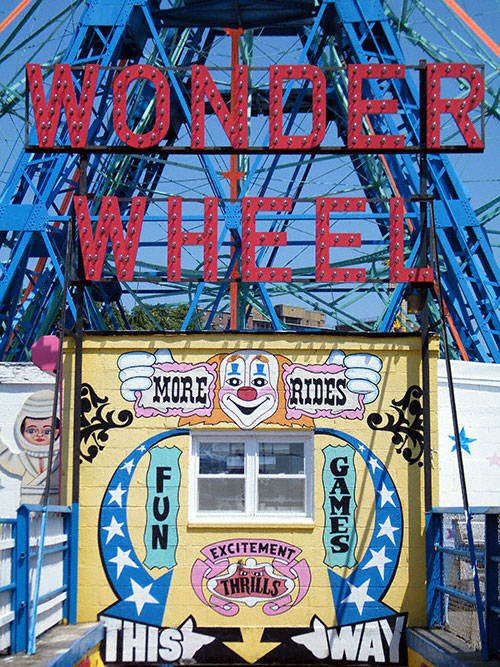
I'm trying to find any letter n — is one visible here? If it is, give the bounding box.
[27,63,98,148]
[152,525,168,549]
[75,196,145,280]
[191,65,248,148]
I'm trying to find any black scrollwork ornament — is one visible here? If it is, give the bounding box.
[80,383,133,463]
[367,385,424,466]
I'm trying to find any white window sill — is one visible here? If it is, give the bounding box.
[187,517,315,529]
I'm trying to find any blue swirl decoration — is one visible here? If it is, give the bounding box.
[98,429,188,625]
[316,428,403,625]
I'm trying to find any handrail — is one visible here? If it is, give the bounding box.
[0,503,77,654]
[431,506,500,514]
[427,508,500,659]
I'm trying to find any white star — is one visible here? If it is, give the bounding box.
[362,546,392,579]
[368,456,381,473]
[137,445,147,453]
[125,579,159,615]
[377,516,399,545]
[378,482,396,508]
[121,459,135,475]
[357,444,366,452]
[102,516,125,544]
[109,546,139,579]
[179,617,216,659]
[108,482,126,507]
[341,579,375,615]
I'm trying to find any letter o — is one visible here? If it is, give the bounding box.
[113,64,170,147]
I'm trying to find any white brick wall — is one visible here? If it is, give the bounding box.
[438,359,500,508]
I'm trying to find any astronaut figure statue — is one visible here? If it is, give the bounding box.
[0,390,60,505]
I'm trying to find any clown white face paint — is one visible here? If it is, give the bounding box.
[219,350,279,429]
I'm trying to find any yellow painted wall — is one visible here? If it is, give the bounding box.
[408,647,437,667]
[74,644,105,667]
[63,333,438,665]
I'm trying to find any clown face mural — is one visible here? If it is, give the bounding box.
[218,350,280,429]
[118,347,382,429]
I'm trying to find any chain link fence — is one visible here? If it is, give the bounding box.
[441,513,485,649]
[427,509,500,658]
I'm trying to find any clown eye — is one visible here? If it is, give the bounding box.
[252,378,267,387]
[227,377,242,387]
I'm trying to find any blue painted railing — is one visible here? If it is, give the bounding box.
[427,507,500,659]
[0,504,78,654]
[0,517,17,652]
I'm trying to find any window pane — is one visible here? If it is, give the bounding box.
[258,478,305,513]
[198,478,245,512]
[199,442,244,474]
[258,442,304,474]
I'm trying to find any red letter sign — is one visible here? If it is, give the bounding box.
[191,65,248,149]
[27,63,98,148]
[167,198,217,281]
[316,197,366,282]
[113,65,170,148]
[427,63,484,149]
[241,198,292,281]
[389,197,433,282]
[75,196,145,280]
[347,64,405,149]
[269,65,326,149]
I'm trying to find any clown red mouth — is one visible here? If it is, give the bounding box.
[226,394,272,415]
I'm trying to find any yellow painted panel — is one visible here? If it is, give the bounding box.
[64,333,438,665]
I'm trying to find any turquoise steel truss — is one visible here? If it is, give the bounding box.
[0,0,499,361]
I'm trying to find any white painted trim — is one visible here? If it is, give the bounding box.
[29,534,67,548]
[35,591,67,616]
[0,610,15,628]
[189,430,314,523]
[0,539,15,551]
[0,362,55,385]
[437,359,500,388]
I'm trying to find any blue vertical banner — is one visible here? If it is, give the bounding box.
[99,430,187,625]
[322,444,357,569]
[144,446,181,569]
[317,428,403,625]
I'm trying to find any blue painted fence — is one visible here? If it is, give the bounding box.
[427,507,500,659]
[0,504,77,654]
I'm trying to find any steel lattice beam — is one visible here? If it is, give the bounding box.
[0,0,498,363]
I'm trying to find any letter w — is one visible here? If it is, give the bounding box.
[27,63,98,148]
[327,624,363,661]
[74,196,145,280]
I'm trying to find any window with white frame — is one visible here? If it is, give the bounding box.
[190,431,313,521]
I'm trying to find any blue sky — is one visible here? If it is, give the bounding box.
[0,0,499,326]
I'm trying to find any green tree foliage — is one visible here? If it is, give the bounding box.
[129,304,196,330]
[100,303,197,331]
